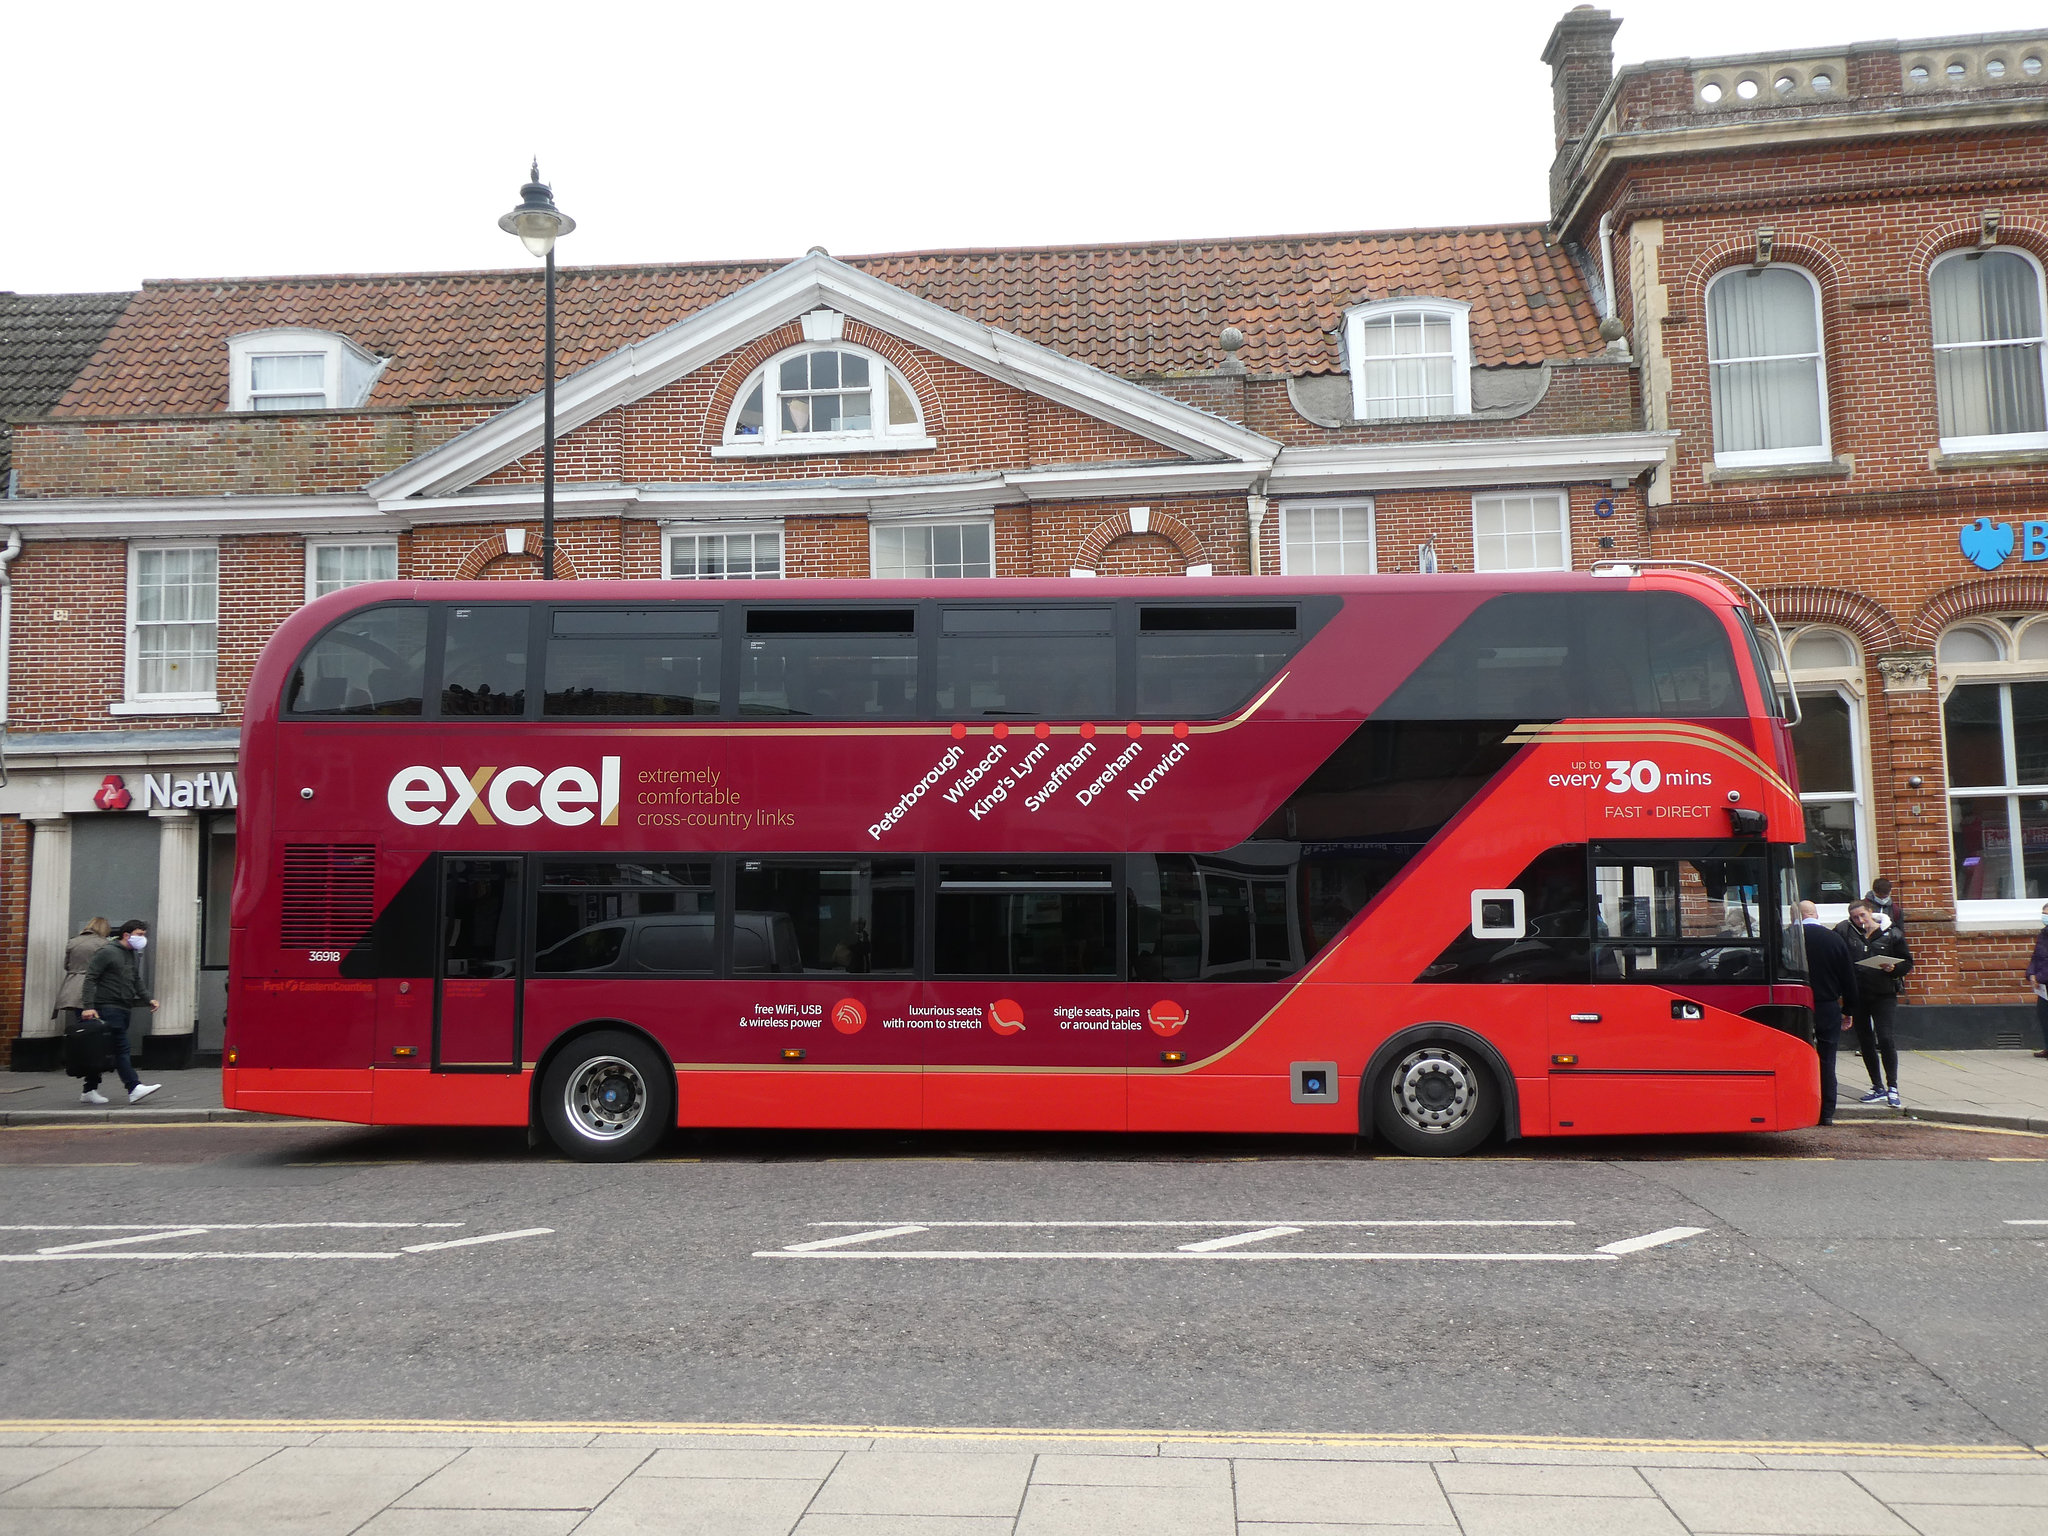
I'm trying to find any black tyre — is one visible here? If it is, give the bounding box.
[539,1029,674,1162]
[1372,1042,1501,1156]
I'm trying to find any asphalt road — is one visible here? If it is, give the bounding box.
[3,1119,2044,1448]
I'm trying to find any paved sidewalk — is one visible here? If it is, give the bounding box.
[0,1424,2043,1535]
[0,1069,251,1125]
[1837,1049,2048,1132]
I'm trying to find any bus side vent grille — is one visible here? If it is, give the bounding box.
[280,845,378,948]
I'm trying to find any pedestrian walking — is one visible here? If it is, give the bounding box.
[52,916,111,1035]
[1801,900,1859,1125]
[1836,899,1911,1107]
[2027,901,2048,1059]
[1866,877,1906,934]
[77,919,160,1105]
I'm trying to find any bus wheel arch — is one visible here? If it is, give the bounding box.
[1360,1024,1517,1153]
[531,1020,676,1163]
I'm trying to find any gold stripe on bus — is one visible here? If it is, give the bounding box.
[1503,722,1793,800]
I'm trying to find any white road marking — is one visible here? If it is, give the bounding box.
[2005,1219,2048,1225]
[1596,1227,1708,1255]
[37,1227,209,1254]
[401,1229,554,1254]
[1177,1226,1303,1252]
[0,1222,464,1232]
[0,1251,403,1262]
[756,1249,1618,1262]
[801,1219,1575,1229]
[782,1225,931,1252]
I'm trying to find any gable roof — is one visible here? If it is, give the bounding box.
[54,226,1600,418]
[0,291,131,482]
[369,253,1281,503]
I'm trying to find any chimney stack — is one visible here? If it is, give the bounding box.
[1542,6,1622,153]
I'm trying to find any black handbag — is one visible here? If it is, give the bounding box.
[60,1018,111,1078]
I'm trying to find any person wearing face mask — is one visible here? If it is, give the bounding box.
[2026,902,2048,1059]
[77,919,160,1105]
[1800,899,1859,1126]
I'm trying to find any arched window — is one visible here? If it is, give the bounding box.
[720,345,929,454]
[1937,617,2048,915]
[1342,298,1472,420]
[1782,625,1867,910]
[1930,247,2048,452]
[1705,265,1829,467]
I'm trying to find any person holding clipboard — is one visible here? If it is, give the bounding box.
[1837,899,1911,1108]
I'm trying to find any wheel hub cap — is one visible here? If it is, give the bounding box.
[1394,1049,1475,1133]
[567,1056,646,1141]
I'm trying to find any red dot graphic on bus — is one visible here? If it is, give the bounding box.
[830,998,866,1035]
[1172,722,1189,739]
[950,723,967,740]
[1146,1000,1189,1037]
[987,999,1026,1035]
[1034,722,1051,739]
[1126,722,1142,739]
[1080,722,1097,739]
[992,721,1010,740]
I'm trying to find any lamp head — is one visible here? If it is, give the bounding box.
[499,159,575,258]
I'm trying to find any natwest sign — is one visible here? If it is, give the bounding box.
[92,771,238,811]
[387,756,621,828]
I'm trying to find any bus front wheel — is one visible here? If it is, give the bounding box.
[540,1030,674,1162]
[1373,1043,1499,1156]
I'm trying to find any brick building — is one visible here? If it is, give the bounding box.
[0,10,2043,1065]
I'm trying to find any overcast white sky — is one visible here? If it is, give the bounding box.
[8,0,2043,294]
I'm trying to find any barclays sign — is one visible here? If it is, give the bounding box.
[1957,517,2048,571]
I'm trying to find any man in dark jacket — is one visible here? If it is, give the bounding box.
[1837,900,1911,1107]
[2025,902,2048,1059]
[1800,900,1859,1126]
[78,919,160,1106]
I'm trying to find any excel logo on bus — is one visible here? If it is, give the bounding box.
[386,757,621,827]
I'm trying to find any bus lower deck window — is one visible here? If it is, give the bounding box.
[935,862,1116,976]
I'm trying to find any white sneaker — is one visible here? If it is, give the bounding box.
[80,1089,110,1105]
[128,1083,161,1104]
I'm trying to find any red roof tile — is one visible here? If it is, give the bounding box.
[55,226,1601,417]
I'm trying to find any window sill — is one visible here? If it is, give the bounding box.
[1704,457,1850,484]
[1954,900,2045,932]
[712,435,937,460]
[1932,442,2048,471]
[109,698,223,717]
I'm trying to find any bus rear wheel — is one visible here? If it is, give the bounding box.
[1373,1043,1499,1156]
[540,1030,674,1162]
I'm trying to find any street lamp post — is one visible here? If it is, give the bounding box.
[499,162,576,579]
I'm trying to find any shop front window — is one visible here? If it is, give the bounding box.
[1940,616,2048,918]
[1781,627,1867,912]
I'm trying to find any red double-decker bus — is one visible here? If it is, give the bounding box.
[224,568,1818,1160]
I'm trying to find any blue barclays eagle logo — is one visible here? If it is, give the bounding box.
[1961,518,2015,571]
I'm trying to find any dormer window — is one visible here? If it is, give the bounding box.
[718,344,932,456]
[229,328,386,413]
[1343,298,1473,421]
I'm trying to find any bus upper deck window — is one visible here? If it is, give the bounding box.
[286,605,428,716]
[937,607,1114,721]
[545,608,720,717]
[1136,605,1298,718]
[740,608,917,720]
[442,606,528,717]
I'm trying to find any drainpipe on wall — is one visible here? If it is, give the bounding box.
[1597,210,1632,360]
[0,524,21,786]
[1247,493,1269,576]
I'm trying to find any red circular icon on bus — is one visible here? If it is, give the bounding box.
[987,999,1026,1035]
[831,998,866,1035]
[1146,1000,1188,1037]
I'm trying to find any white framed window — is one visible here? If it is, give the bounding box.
[116,544,220,714]
[305,539,398,600]
[665,525,783,580]
[1278,501,1375,574]
[871,517,994,579]
[229,328,385,413]
[1343,298,1472,420]
[718,344,932,457]
[1777,626,1870,916]
[1472,491,1569,572]
[1938,616,2048,922]
[1931,247,2048,453]
[1705,265,1830,467]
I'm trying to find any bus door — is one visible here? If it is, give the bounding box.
[435,856,523,1071]
[1549,843,1776,1133]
